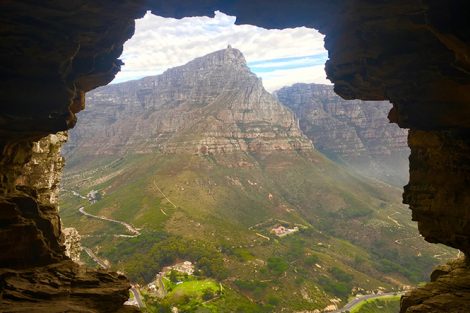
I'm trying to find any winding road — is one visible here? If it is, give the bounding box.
[332,292,404,313]
[78,206,140,237]
[69,190,145,309]
[130,287,145,308]
[83,247,109,269]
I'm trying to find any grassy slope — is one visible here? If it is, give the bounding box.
[60,149,454,311]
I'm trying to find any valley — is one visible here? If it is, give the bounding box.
[59,47,455,312]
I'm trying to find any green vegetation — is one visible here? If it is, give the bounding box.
[267,257,288,275]
[144,276,220,313]
[105,232,227,283]
[60,149,455,312]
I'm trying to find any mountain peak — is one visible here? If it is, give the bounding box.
[68,47,313,156]
[186,46,248,70]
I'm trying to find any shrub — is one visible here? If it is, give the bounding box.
[267,257,288,275]
[304,254,319,266]
[329,267,353,282]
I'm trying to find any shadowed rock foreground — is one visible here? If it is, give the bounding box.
[0,1,469,312]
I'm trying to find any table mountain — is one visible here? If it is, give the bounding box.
[275,83,409,186]
[65,47,312,158]
[60,48,453,312]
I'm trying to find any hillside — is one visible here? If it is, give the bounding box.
[60,48,454,312]
[275,83,409,186]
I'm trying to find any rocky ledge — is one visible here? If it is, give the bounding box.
[0,260,138,313]
[400,257,470,313]
[0,133,135,311]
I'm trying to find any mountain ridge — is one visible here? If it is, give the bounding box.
[275,83,409,185]
[65,47,312,159]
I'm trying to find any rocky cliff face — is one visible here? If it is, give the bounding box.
[276,83,409,185]
[0,133,136,312]
[63,227,82,263]
[64,47,312,158]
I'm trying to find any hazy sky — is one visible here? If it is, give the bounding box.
[113,11,330,92]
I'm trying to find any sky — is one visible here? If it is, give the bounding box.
[113,11,330,92]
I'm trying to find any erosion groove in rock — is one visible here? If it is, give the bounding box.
[0,260,138,313]
[63,227,82,263]
[404,129,470,254]
[0,134,134,311]
[276,83,409,186]
[0,1,469,312]
[64,47,312,157]
[400,258,470,313]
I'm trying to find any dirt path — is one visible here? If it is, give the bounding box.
[387,211,402,227]
[153,180,177,208]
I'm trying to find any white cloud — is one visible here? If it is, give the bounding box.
[114,10,330,90]
[259,65,330,92]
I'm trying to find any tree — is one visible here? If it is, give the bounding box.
[202,288,215,301]
[267,257,288,275]
[169,270,178,283]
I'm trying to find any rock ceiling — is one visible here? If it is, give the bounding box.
[0,1,469,312]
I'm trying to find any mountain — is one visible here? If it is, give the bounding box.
[275,83,409,186]
[65,46,311,158]
[60,48,453,312]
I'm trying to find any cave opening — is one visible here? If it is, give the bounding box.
[58,9,453,313]
[1,2,469,312]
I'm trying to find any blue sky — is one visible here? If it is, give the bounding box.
[113,11,330,92]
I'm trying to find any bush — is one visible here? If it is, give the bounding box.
[202,288,215,301]
[329,267,353,282]
[267,296,280,306]
[304,254,319,266]
[318,276,351,298]
[267,257,288,275]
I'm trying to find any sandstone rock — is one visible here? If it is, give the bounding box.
[63,227,82,263]
[15,132,68,206]
[400,258,470,313]
[64,47,313,158]
[0,260,138,313]
[0,132,134,310]
[404,129,470,254]
[276,83,409,185]
[0,2,469,313]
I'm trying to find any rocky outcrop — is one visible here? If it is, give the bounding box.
[1,134,68,269]
[0,260,137,313]
[0,133,133,310]
[15,132,68,206]
[276,83,409,185]
[400,257,470,313]
[63,227,82,263]
[404,129,470,254]
[64,47,312,157]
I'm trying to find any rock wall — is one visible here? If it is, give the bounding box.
[64,47,312,158]
[1,134,67,269]
[276,83,409,185]
[0,132,136,312]
[404,130,470,254]
[63,227,82,263]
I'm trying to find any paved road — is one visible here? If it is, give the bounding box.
[79,206,140,237]
[333,292,404,312]
[82,247,109,269]
[130,287,145,309]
